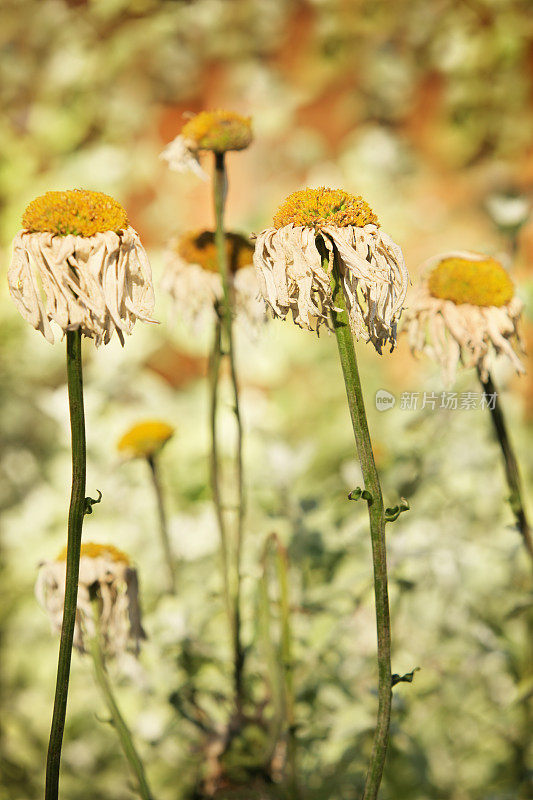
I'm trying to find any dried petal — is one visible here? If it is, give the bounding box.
[403,275,524,385]
[8,227,156,346]
[162,241,266,335]
[35,545,146,658]
[159,135,207,180]
[252,224,408,351]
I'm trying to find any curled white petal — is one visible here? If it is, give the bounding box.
[252,224,409,351]
[403,281,525,385]
[8,227,157,346]
[35,554,145,657]
[162,244,266,336]
[159,135,207,180]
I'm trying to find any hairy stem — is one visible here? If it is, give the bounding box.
[147,454,176,594]
[89,598,154,800]
[478,368,533,565]
[45,330,86,800]
[213,150,246,712]
[319,243,392,800]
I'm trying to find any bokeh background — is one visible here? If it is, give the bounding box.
[1,1,533,799]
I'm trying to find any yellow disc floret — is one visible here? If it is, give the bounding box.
[57,542,130,564]
[22,190,128,237]
[273,187,379,230]
[117,420,175,459]
[182,110,252,152]
[428,256,514,308]
[176,230,253,274]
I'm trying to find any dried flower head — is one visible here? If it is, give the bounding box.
[162,229,266,332]
[253,187,408,352]
[117,420,175,459]
[35,543,145,657]
[182,110,252,153]
[8,189,156,346]
[403,251,524,384]
[160,110,252,179]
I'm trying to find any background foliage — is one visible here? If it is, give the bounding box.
[1,1,532,798]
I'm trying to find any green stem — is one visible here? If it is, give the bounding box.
[45,330,86,800]
[213,150,246,712]
[89,598,154,800]
[146,454,176,594]
[209,311,233,642]
[478,368,533,565]
[319,243,392,800]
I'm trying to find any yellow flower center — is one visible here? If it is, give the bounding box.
[57,542,130,564]
[22,190,128,237]
[273,187,379,229]
[428,256,514,307]
[176,230,253,274]
[181,110,252,152]
[117,420,175,459]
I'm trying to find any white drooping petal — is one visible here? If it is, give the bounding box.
[323,224,409,352]
[162,245,266,335]
[35,554,145,657]
[403,282,525,385]
[159,135,207,180]
[253,226,331,333]
[252,224,409,350]
[8,227,157,346]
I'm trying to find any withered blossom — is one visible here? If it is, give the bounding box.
[404,251,524,384]
[36,543,145,658]
[162,229,265,332]
[8,190,156,346]
[252,187,408,352]
[160,110,252,179]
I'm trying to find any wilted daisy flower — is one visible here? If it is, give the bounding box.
[162,229,266,331]
[36,543,145,657]
[117,420,175,460]
[8,190,156,346]
[253,187,408,352]
[404,251,524,384]
[160,110,252,179]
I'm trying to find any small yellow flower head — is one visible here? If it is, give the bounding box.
[428,256,514,308]
[273,187,379,230]
[56,542,130,565]
[182,110,252,152]
[117,420,175,459]
[175,230,254,274]
[22,189,128,238]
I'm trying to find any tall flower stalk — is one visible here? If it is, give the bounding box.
[321,242,392,799]
[8,189,155,799]
[253,187,409,799]
[161,109,254,717]
[45,329,86,800]
[212,150,246,713]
